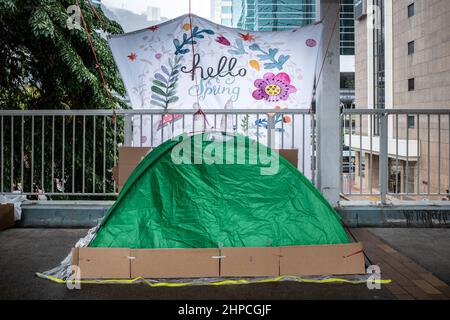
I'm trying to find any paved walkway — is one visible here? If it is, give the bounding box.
[0,227,448,300]
[350,228,450,300]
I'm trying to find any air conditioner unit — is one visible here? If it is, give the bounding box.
[354,0,367,20]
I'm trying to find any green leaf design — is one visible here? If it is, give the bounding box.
[152,80,167,88]
[150,56,182,109]
[151,86,167,97]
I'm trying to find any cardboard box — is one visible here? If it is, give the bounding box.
[279,243,366,276]
[221,247,280,277]
[75,247,131,279]
[276,149,298,168]
[71,243,365,279]
[0,204,15,231]
[130,248,220,278]
[113,147,152,192]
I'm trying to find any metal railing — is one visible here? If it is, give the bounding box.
[341,109,450,203]
[0,109,315,198]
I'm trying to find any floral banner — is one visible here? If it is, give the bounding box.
[109,14,322,174]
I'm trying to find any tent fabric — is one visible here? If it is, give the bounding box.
[90,134,349,248]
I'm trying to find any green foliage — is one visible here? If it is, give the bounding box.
[0,1,129,199]
[0,0,126,110]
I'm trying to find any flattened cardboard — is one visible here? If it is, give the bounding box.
[71,248,79,266]
[279,243,365,276]
[0,204,15,231]
[112,165,118,183]
[221,247,280,277]
[116,147,152,192]
[72,243,365,279]
[130,248,219,278]
[78,248,130,279]
[276,149,298,168]
[118,147,152,165]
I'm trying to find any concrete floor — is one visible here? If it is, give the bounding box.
[368,228,450,284]
[0,228,397,300]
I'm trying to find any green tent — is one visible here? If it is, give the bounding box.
[90,133,350,248]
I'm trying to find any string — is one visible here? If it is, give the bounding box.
[86,0,108,31]
[188,0,209,126]
[76,0,116,122]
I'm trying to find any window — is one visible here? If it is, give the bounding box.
[408,41,415,55]
[221,6,232,14]
[408,3,415,17]
[408,78,415,91]
[407,115,415,128]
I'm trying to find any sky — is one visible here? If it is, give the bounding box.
[102,0,211,19]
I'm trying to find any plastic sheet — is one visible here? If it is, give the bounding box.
[36,272,391,287]
[0,194,26,221]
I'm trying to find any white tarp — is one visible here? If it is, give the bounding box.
[0,194,26,221]
[108,14,322,176]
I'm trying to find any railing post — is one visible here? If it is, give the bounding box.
[267,114,275,149]
[379,112,389,204]
[124,114,132,146]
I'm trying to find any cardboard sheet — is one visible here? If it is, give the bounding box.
[0,204,15,231]
[114,147,152,192]
[130,248,219,278]
[77,247,131,279]
[221,247,280,277]
[72,243,365,279]
[279,243,366,276]
[276,149,299,168]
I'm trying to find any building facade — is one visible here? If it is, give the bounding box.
[354,0,450,197]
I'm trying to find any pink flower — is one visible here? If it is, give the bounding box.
[252,72,297,102]
[155,53,162,59]
[216,35,231,46]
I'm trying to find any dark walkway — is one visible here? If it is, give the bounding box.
[0,227,438,300]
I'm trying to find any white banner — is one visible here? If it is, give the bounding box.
[109,14,322,175]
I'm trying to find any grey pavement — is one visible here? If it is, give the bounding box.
[368,228,450,284]
[0,228,395,300]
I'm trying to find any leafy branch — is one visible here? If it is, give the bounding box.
[249,44,290,70]
[150,55,182,109]
[173,26,214,55]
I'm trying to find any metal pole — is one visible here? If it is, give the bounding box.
[379,112,389,204]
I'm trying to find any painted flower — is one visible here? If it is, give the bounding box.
[155,53,162,60]
[182,23,191,31]
[239,32,255,41]
[283,115,292,124]
[127,52,137,61]
[216,35,231,46]
[306,38,317,48]
[148,25,159,32]
[252,72,297,102]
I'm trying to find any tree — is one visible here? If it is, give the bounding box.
[0,0,126,110]
[0,1,128,198]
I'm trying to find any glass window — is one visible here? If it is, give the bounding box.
[408,41,415,55]
[408,3,415,18]
[407,115,415,128]
[408,78,415,91]
[221,6,232,14]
